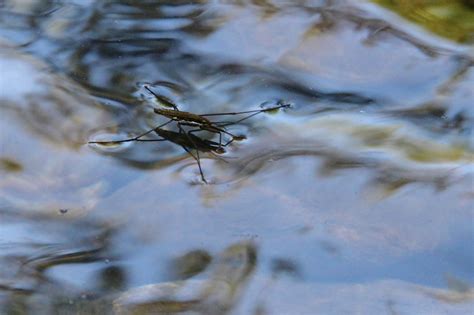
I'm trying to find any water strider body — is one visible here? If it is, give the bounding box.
[154,108,212,126]
[152,107,246,148]
[147,85,290,144]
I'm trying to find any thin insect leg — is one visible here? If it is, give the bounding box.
[205,124,244,141]
[195,124,246,145]
[221,129,249,147]
[199,108,272,117]
[177,121,227,147]
[135,139,167,142]
[134,119,174,139]
[178,124,207,183]
[215,111,262,127]
[179,144,197,161]
[88,119,173,144]
[180,145,207,183]
[188,128,224,149]
[199,103,290,117]
[223,137,235,147]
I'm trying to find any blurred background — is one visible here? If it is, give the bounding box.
[0,0,473,314]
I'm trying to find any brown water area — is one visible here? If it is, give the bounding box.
[0,1,473,314]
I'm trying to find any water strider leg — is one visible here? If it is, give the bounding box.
[203,124,246,142]
[214,111,262,127]
[204,103,291,127]
[177,124,207,183]
[187,127,238,151]
[88,119,173,145]
[180,145,207,184]
[198,105,288,117]
[187,128,225,151]
[134,139,167,142]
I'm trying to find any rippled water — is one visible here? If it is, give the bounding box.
[0,0,473,314]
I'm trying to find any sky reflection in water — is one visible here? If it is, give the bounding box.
[0,0,473,314]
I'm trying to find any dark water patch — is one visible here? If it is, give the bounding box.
[169,249,212,280]
[0,158,23,173]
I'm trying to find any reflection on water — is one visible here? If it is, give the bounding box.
[114,242,256,315]
[0,0,473,314]
[0,208,117,314]
[373,0,474,43]
[170,249,212,280]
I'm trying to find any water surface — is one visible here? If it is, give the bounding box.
[0,0,473,314]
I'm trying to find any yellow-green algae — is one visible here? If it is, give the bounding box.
[373,0,474,43]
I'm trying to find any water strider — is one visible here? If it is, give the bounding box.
[145,86,290,148]
[90,87,291,183]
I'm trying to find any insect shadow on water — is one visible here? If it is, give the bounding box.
[89,86,291,183]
